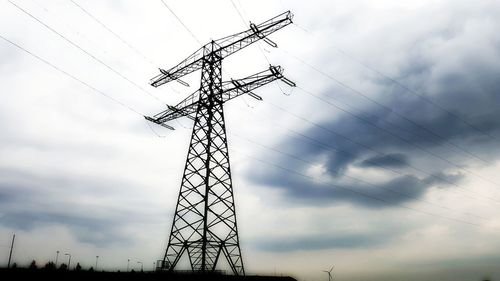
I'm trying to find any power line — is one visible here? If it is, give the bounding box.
[30,0,115,62]
[143,3,500,204]
[257,100,500,205]
[69,0,157,67]
[230,3,491,171]
[316,85,491,166]
[146,120,167,138]
[0,33,143,116]
[154,0,500,201]
[230,148,496,231]
[277,48,500,188]
[250,115,499,213]
[158,0,202,45]
[286,47,492,166]
[228,0,294,97]
[328,35,500,146]
[229,0,270,62]
[7,0,165,104]
[159,3,500,193]
[290,23,496,164]
[294,85,500,187]
[229,0,247,26]
[137,3,496,231]
[231,98,500,209]
[158,0,250,99]
[34,0,180,99]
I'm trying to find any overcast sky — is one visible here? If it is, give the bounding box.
[1,0,500,280]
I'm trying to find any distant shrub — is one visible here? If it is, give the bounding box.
[29,260,37,270]
[59,263,68,271]
[44,261,57,270]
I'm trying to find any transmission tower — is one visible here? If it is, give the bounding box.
[146,11,295,275]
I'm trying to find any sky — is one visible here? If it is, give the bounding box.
[1,0,500,280]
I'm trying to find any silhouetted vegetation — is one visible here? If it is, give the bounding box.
[59,263,68,271]
[29,260,37,270]
[43,261,56,271]
[0,266,297,281]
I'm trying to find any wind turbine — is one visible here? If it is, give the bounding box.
[322,265,334,281]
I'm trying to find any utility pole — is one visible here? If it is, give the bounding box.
[146,11,295,276]
[7,234,15,268]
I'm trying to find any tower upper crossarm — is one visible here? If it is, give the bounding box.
[150,46,205,87]
[214,11,293,59]
[149,11,292,89]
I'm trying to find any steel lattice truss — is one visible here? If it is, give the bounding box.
[146,11,295,275]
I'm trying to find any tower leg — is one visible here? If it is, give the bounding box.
[163,43,244,275]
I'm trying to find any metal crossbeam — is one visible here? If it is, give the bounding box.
[147,66,286,124]
[149,11,293,88]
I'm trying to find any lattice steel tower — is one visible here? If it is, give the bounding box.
[146,11,295,275]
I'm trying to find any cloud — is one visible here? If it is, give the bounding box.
[252,164,463,208]
[0,167,157,247]
[359,153,409,168]
[246,4,500,209]
[0,210,129,247]
[253,230,395,252]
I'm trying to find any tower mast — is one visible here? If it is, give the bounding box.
[146,11,295,275]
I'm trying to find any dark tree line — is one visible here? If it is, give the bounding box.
[12,259,91,272]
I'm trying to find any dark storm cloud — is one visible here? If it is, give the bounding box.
[359,153,409,168]
[252,165,462,208]
[253,229,397,252]
[247,23,500,208]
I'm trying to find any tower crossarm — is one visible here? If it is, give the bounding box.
[146,65,293,125]
[148,89,201,125]
[149,11,293,88]
[214,11,293,59]
[221,65,287,102]
[150,46,205,87]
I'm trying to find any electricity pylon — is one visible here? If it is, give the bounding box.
[146,11,295,275]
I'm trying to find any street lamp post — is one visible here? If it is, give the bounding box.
[137,261,143,272]
[95,256,99,270]
[127,259,130,272]
[64,253,71,270]
[7,234,15,269]
[55,251,60,267]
